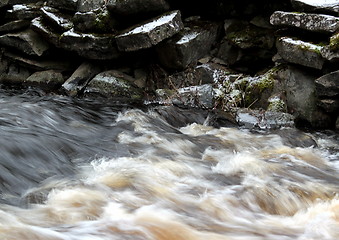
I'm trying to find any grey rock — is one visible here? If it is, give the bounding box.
[0,29,50,57]
[24,70,64,89]
[276,37,325,69]
[173,84,214,109]
[73,8,117,33]
[0,62,31,85]
[84,70,143,100]
[6,3,42,20]
[0,20,30,33]
[59,29,119,60]
[61,62,101,96]
[320,46,339,61]
[77,0,105,12]
[0,0,40,9]
[291,0,339,14]
[336,116,339,129]
[216,39,243,65]
[31,17,61,47]
[41,7,73,32]
[156,21,219,69]
[270,11,339,33]
[236,109,295,130]
[317,99,339,113]
[315,70,339,97]
[106,0,170,16]
[115,10,184,52]
[45,0,78,12]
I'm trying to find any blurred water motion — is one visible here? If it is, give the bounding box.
[0,88,338,240]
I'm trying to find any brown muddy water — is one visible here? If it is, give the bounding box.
[0,88,338,240]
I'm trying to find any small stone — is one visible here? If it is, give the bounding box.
[276,37,325,69]
[115,10,184,52]
[173,84,214,109]
[315,70,339,97]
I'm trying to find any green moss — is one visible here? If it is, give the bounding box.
[267,97,286,112]
[329,33,339,51]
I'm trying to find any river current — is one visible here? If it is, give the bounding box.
[0,87,338,240]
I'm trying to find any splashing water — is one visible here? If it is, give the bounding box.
[0,88,338,240]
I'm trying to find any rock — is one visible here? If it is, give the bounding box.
[317,99,339,113]
[315,70,339,97]
[106,0,170,16]
[336,116,339,129]
[0,20,30,33]
[6,3,42,20]
[59,29,119,60]
[270,11,339,33]
[84,70,143,100]
[215,39,243,65]
[61,62,101,96]
[172,84,214,109]
[0,0,40,9]
[41,7,73,32]
[45,0,78,12]
[73,7,117,33]
[0,62,31,85]
[0,29,50,57]
[31,17,61,47]
[77,0,105,12]
[236,109,295,130]
[291,0,339,14]
[276,65,331,128]
[276,37,325,70]
[273,128,317,148]
[24,70,64,90]
[115,10,184,52]
[267,95,287,112]
[156,21,219,69]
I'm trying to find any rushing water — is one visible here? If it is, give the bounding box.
[0,87,338,240]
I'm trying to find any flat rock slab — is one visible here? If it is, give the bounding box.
[276,37,325,69]
[41,7,73,32]
[0,29,50,57]
[60,29,120,60]
[270,11,339,33]
[156,21,219,69]
[84,70,143,100]
[0,0,40,9]
[115,10,184,52]
[31,17,60,47]
[0,20,30,33]
[291,0,339,14]
[315,70,339,97]
[6,3,42,20]
[107,0,170,16]
[45,0,78,12]
[24,70,64,89]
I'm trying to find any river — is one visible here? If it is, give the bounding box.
[0,87,338,240]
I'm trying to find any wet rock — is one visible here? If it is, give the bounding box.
[0,29,50,57]
[173,84,214,109]
[276,37,325,70]
[61,62,101,96]
[0,62,31,85]
[45,0,78,12]
[315,70,339,97]
[73,7,117,33]
[317,99,339,113]
[0,0,40,9]
[59,29,119,60]
[31,17,61,46]
[273,128,317,148]
[291,0,339,14]
[41,7,73,32]
[84,70,143,100]
[336,117,339,129]
[24,70,64,90]
[321,44,339,61]
[106,0,170,16]
[215,39,243,66]
[270,11,339,33]
[6,3,42,20]
[0,20,30,33]
[115,10,184,52]
[236,109,295,130]
[156,21,219,69]
[77,0,105,12]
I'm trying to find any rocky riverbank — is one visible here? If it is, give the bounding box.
[0,0,338,129]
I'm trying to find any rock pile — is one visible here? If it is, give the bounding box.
[0,0,338,129]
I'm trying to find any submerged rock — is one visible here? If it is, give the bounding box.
[270,11,339,33]
[115,10,184,52]
[61,62,101,96]
[156,21,219,69]
[315,70,339,97]
[106,0,170,16]
[24,70,64,90]
[84,70,143,100]
[0,29,50,57]
[291,0,339,14]
[276,37,325,70]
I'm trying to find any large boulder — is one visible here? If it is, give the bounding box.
[270,11,339,33]
[59,29,120,60]
[291,0,339,14]
[84,70,143,100]
[276,37,325,70]
[315,70,339,97]
[115,10,184,52]
[156,21,219,69]
[106,0,170,16]
[0,29,50,57]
